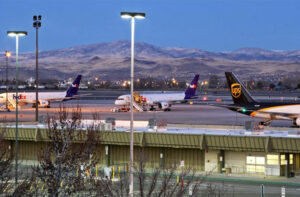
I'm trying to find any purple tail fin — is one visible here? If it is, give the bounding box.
[66,75,82,97]
[184,74,199,99]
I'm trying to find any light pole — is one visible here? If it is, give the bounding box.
[33,15,41,122]
[7,31,27,185]
[5,51,11,111]
[121,11,145,197]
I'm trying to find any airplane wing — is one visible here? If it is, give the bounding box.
[74,93,91,97]
[185,95,200,100]
[42,96,79,102]
[63,93,91,101]
[184,96,200,102]
[153,100,184,105]
[46,98,65,102]
[153,96,200,105]
[208,103,244,110]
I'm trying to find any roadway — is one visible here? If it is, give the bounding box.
[199,179,300,197]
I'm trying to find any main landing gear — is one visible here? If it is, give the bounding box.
[258,120,272,126]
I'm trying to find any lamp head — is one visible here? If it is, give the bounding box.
[121,12,146,19]
[7,31,28,37]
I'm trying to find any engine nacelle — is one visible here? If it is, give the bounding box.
[39,100,50,108]
[159,102,170,111]
[294,118,300,126]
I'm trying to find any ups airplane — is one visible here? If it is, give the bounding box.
[214,72,300,126]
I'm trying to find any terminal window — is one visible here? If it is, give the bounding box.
[267,154,279,165]
[280,154,294,165]
[246,156,255,164]
[246,156,265,173]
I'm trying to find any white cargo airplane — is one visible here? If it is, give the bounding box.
[115,74,199,111]
[213,72,300,126]
[0,75,82,109]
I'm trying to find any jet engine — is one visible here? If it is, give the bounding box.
[39,100,50,108]
[158,102,171,111]
[293,118,300,126]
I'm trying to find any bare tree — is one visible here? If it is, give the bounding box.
[0,129,13,195]
[0,126,34,196]
[33,105,101,196]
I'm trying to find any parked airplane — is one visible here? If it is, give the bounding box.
[215,72,300,126]
[0,75,82,109]
[114,74,199,111]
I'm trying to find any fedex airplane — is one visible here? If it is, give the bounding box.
[115,74,199,111]
[0,75,82,109]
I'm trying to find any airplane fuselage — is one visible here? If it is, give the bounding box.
[229,100,300,120]
[0,92,67,106]
[115,92,186,106]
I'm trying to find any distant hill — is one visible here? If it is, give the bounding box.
[1,40,300,80]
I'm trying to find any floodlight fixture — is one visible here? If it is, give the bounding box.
[121,12,145,19]
[7,31,27,37]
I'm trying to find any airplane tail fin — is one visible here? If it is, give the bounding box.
[184,74,199,99]
[225,72,255,104]
[65,75,82,97]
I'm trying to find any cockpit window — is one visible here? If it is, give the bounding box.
[118,98,124,100]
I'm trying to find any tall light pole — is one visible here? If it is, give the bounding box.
[33,15,41,122]
[7,31,27,185]
[121,11,145,197]
[5,51,11,111]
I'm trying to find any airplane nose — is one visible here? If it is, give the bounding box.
[115,100,126,106]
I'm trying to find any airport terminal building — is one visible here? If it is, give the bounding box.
[2,123,300,178]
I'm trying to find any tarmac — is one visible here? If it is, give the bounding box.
[0,99,294,127]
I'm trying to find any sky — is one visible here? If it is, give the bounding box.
[1,0,300,52]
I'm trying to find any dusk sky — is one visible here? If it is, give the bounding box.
[1,0,300,52]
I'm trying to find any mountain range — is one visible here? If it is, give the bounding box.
[1,40,300,81]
